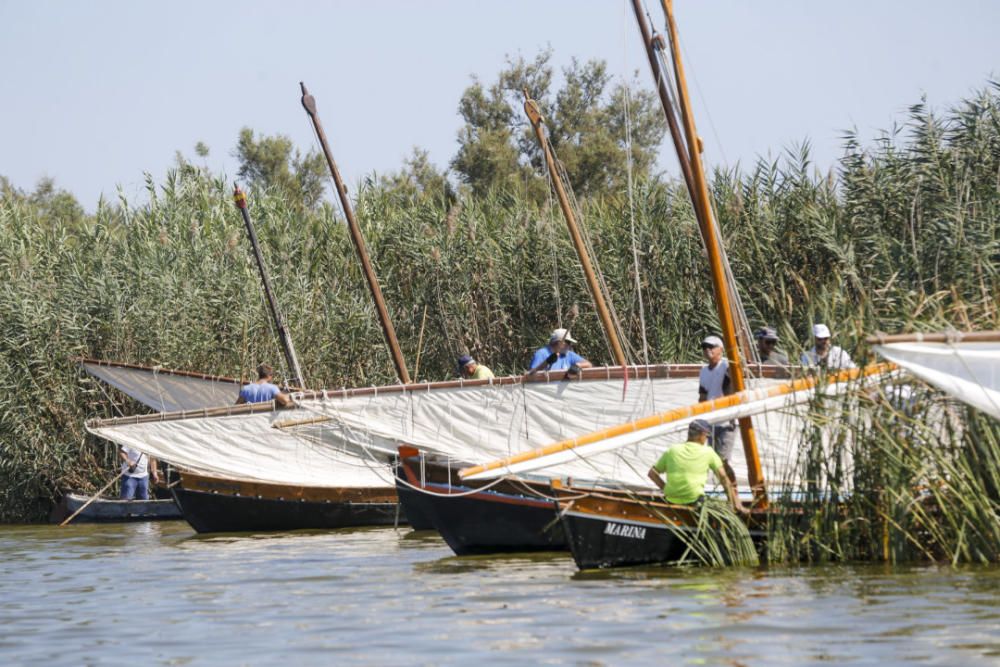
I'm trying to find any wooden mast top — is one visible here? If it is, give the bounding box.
[633,0,766,502]
[233,185,306,388]
[523,92,628,368]
[300,82,411,385]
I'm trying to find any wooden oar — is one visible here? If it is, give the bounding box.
[59,470,124,527]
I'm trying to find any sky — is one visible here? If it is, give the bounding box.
[1,0,997,210]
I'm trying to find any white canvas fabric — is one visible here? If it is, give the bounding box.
[88,374,792,490]
[82,361,242,413]
[460,366,892,491]
[874,341,1000,420]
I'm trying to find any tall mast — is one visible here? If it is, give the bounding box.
[523,92,627,368]
[233,185,305,388]
[629,0,751,361]
[299,82,411,385]
[659,0,756,367]
[632,0,766,502]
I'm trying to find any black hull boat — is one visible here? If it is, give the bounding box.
[557,491,764,570]
[49,492,181,524]
[396,446,566,555]
[172,472,402,534]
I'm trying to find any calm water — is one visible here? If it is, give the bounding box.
[1,521,998,666]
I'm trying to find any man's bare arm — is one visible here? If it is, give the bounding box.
[716,469,746,513]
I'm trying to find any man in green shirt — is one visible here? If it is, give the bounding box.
[457,354,495,380]
[647,419,745,513]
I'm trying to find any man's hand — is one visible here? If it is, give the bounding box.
[151,471,161,485]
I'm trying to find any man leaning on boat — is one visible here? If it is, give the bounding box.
[647,419,746,514]
[236,363,294,407]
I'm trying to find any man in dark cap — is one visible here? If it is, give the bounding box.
[755,326,790,368]
[647,419,744,513]
[457,354,494,380]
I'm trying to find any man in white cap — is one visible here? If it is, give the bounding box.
[801,323,855,369]
[528,328,592,374]
[698,335,737,482]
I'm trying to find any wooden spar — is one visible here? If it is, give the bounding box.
[632,1,766,503]
[233,185,306,388]
[867,330,1000,345]
[299,82,411,385]
[460,362,894,480]
[660,0,755,366]
[523,92,628,368]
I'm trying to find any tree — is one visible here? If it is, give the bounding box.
[378,147,455,204]
[450,50,665,200]
[234,128,327,210]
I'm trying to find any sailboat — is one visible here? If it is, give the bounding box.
[404,0,898,567]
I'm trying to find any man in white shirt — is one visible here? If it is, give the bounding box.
[801,323,856,370]
[119,446,159,501]
[698,335,736,482]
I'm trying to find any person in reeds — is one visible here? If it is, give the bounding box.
[801,323,856,370]
[236,363,294,407]
[119,446,159,500]
[755,326,790,368]
[527,328,592,375]
[457,354,494,380]
[647,419,745,514]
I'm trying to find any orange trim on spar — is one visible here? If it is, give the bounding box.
[458,362,893,480]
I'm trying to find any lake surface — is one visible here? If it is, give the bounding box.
[1,521,998,666]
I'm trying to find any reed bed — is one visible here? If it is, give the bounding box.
[0,85,997,533]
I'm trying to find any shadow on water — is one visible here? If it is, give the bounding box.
[414,549,570,575]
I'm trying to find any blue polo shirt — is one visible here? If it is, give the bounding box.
[529,346,587,371]
[239,382,281,404]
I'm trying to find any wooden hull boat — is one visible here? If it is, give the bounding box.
[556,491,765,570]
[396,446,566,554]
[172,472,401,533]
[49,492,181,524]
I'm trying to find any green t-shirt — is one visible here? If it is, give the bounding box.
[470,365,494,380]
[652,441,723,504]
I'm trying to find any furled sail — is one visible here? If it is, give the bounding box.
[873,333,1000,420]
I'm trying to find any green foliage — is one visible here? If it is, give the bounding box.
[450,50,666,200]
[765,382,1000,565]
[234,128,327,210]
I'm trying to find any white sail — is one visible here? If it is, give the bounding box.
[874,340,1000,421]
[87,370,790,489]
[459,364,891,483]
[80,359,242,413]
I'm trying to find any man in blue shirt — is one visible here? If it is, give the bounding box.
[528,328,592,374]
[236,364,293,407]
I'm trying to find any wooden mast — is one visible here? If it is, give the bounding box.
[299,82,411,385]
[232,185,305,388]
[632,0,766,503]
[523,92,628,368]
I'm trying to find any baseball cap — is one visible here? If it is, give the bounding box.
[701,335,723,349]
[456,354,475,373]
[550,328,577,344]
[755,326,779,341]
[688,419,712,435]
[813,324,831,339]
